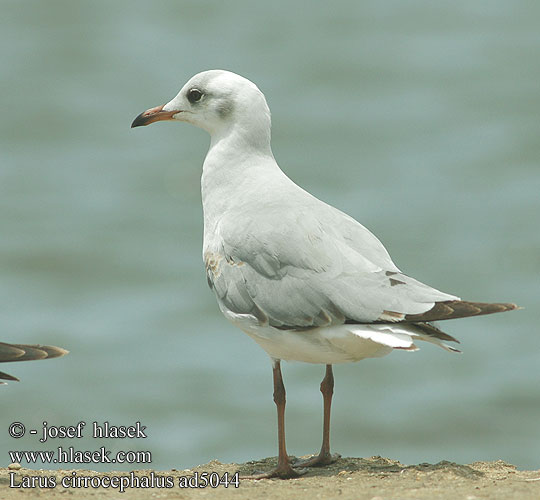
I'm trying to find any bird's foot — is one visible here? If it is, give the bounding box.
[293,451,341,468]
[241,460,307,480]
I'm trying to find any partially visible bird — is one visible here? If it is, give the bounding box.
[0,342,68,384]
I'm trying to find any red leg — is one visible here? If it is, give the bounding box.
[243,360,306,479]
[294,364,340,467]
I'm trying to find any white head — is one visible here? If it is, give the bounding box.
[132,70,272,150]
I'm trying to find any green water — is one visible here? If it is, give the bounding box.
[1,1,539,471]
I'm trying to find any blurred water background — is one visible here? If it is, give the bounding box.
[1,0,539,472]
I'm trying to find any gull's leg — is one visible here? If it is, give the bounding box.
[294,364,340,467]
[243,359,305,479]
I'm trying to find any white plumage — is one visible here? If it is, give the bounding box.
[132,70,516,478]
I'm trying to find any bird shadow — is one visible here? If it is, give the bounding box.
[237,455,484,480]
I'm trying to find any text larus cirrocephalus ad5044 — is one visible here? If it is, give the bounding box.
[131,70,518,479]
[0,342,68,384]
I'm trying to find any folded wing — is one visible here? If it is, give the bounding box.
[206,198,465,329]
[0,342,68,384]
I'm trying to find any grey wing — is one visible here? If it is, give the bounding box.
[0,342,68,383]
[0,343,68,362]
[205,205,458,329]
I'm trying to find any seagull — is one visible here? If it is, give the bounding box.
[0,342,68,385]
[132,70,518,479]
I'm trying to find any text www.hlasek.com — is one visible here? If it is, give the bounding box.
[9,447,151,465]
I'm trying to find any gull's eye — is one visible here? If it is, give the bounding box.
[187,88,203,103]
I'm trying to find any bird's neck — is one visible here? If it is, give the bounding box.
[201,125,279,234]
[203,118,275,186]
[209,112,272,154]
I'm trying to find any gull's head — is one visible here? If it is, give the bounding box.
[131,70,271,142]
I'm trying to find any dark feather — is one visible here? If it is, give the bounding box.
[412,322,460,343]
[404,300,518,323]
[0,342,68,384]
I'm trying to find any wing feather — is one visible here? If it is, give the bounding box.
[206,198,458,328]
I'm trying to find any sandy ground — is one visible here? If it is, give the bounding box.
[2,456,540,500]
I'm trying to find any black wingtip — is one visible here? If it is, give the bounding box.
[405,300,521,323]
[0,371,20,382]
